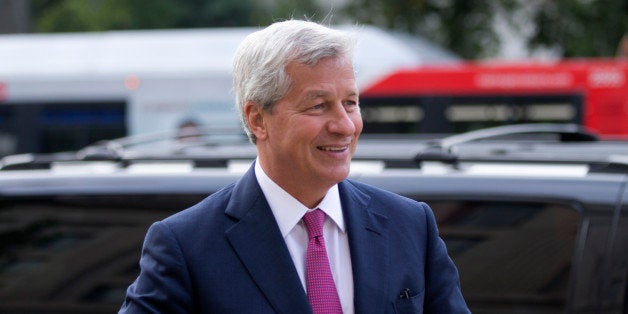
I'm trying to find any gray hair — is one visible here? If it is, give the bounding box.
[233,20,356,143]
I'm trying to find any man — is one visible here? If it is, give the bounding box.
[120,20,469,313]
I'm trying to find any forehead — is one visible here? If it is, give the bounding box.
[286,57,357,91]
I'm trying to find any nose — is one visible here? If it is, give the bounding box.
[327,103,359,136]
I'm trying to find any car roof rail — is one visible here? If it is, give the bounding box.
[436,123,598,149]
[0,127,248,170]
[76,140,125,161]
[588,155,628,174]
[413,123,600,166]
[0,152,74,170]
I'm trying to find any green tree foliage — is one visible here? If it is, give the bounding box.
[166,0,269,28]
[31,0,264,32]
[532,0,628,57]
[341,0,627,58]
[340,0,517,59]
[30,0,628,58]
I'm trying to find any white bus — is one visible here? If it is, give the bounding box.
[0,25,458,156]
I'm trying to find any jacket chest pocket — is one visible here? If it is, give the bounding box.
[393,289,424,314]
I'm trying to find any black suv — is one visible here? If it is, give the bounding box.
[1,124,627,314]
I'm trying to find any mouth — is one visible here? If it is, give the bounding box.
[317,145,349,152]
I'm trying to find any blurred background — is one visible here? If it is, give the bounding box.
[0,0,627,156]
[1,2,628,314]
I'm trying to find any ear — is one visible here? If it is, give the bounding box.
[244,101,268,141]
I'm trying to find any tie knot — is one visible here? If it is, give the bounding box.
[302,209,325,239]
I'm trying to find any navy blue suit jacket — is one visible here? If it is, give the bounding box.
[120,165,469,313]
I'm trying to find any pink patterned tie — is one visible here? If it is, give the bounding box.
[302,209,343,314]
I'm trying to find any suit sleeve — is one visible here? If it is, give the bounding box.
[421,202,471,314]
[119,221,193,314]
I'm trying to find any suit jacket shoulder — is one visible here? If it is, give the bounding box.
[120,168,311,313]
[338,178,470,314]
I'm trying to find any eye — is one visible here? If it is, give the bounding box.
[310,103,325,110]
[344,100,359,111]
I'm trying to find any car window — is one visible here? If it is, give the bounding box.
[429,200,580,313]
[0,195,204,313]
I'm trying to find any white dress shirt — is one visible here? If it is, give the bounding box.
[255,160,354,313]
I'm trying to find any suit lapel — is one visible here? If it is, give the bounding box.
[225,165,311,313]
[339,180,390,314]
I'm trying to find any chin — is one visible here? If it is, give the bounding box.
[326,169,350,183]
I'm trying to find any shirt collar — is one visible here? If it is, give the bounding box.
[254,159,346,237]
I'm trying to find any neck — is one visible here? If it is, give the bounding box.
[268,172,330,209]
[256,158,332,209]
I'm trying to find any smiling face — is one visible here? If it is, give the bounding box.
[245,56,362,207]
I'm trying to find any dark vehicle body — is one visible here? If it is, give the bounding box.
[0,124,627,313]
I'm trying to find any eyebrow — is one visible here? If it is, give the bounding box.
[305,90,328,100]
[304,90,358,100]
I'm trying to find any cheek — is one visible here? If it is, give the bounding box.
[268,115,293,137]
[294,117,326,135]
[271,119,317,148]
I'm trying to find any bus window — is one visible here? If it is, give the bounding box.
[360,94,583,134]
[361,99,425,133]
[0,102,126,155]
